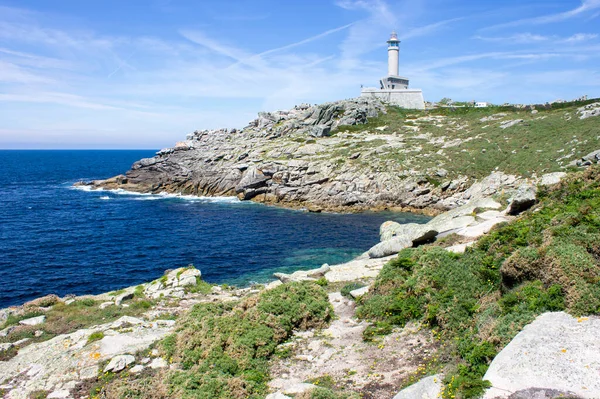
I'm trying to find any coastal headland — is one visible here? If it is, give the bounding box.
[3,98,600,399]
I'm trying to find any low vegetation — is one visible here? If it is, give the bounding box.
[334,98,599,180]
[357,165,600,398]
[0,296,157,353]
[96,281,333,399]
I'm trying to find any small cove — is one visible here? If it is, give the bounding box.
[0,150,430,308]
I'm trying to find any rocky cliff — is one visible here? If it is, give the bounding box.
[80,98,580,213]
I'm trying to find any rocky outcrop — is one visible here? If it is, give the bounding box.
[569,148,600,167]
[144,266,201,299]
[483,312,600,399]
[0,266,255,399]
[0,315,173,399]
[75,97,534,213]
[577,102,600,119]
[368,197,509,258]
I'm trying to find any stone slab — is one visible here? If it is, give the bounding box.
[483,312,600,398]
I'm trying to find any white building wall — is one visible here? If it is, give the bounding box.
[361,88,425,110]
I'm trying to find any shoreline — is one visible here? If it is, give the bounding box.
[73,180,446,216]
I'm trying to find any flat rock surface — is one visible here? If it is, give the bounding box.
[325,254,396,282]
[0,316,174,399]
[483,312,600,399]
[18,316,46,326]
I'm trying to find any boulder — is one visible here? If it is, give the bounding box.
[235,167,270,193]
[456,218,508,238]
[446,242,475,254]
[266,393,292,399]
[508,184,537,215]
[393,374,443,399]
[168,267,201,287]
[482,312,600,399]
[0,325,16,337]
[309,125,331,138]
[130,365,145,374]
[539,172,566,186]
[282,382,317,395]
[349,286,369,298]
[104,354,136,373]
[306,264,330,278]
[47,390,71,399]
[368,236,414,258]
[144,267,201,297]
[149,357,168,369]
[0,342,13,352]
[114,292,134,306]
[19,315,46,326]
[500,119,523,129]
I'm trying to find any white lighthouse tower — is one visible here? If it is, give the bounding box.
[387,31,400,77]
[360,32,425,109]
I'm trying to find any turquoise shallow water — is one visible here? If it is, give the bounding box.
[0,150,430,307]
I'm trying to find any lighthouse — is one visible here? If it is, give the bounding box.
[360,32,425,110]
[387,31,400,77]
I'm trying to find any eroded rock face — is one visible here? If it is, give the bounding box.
[483,312,600,399]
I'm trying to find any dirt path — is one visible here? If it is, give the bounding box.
[269,292,440,399]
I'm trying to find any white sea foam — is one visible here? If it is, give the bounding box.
[72,185,103,192]
[99,196,110,200]
[74,185,241,204]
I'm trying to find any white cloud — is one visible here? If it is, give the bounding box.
[563,33,598,42]
[475,32,598,44]
[485,0,600,30]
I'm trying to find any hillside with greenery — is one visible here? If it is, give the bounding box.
[356,165,600,398]
[335,99,600,180]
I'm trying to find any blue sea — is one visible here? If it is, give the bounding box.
[0,150,430,308]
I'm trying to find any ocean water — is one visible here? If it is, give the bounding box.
[0,150,430,308]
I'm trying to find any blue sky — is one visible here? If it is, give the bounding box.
[1,0,599,149]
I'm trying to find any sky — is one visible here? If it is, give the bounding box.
[1,0,599,149]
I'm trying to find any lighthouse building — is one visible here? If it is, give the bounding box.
[361,32,425,110]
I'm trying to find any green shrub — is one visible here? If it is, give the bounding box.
[164,281,332,399]
[315,277,328,287]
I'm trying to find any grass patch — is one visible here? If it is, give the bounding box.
[185,278,213,294]
[87,331,105,345]
[1,297,157,348]
[28,390,49,399]
[357,165,600,398]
